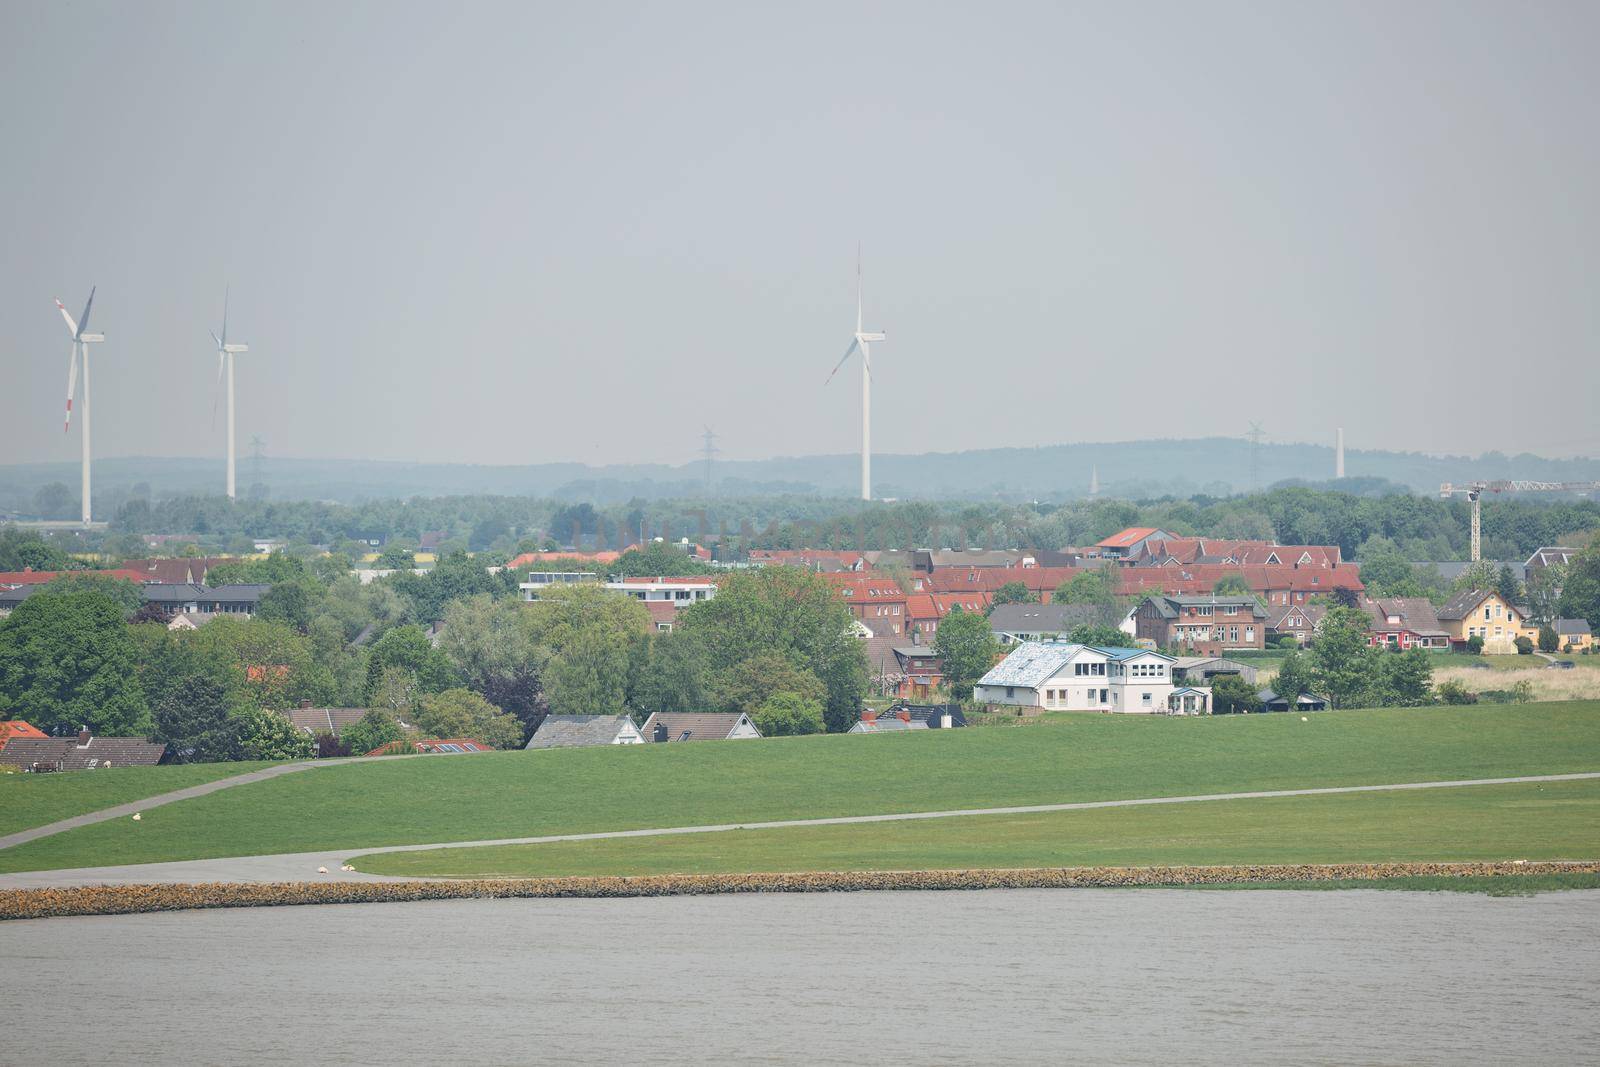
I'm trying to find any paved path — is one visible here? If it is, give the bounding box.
[0,752,445,853]
[2,771,1595,890]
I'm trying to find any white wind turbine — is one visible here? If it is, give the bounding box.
[825,249,886,501]
[209,288,249,500]
[54,288,104,526]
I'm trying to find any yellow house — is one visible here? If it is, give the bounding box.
[1437,589,1539,653]
[1556,619,1593,652]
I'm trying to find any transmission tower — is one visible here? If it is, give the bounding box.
[701,427,720,495]
[1245,422,1265,493]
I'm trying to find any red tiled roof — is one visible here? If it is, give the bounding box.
[1096,527,1161,549]
[0,721,49,752]
[367,737,492,756]
[644,601,678,627]
[0,568,151,587]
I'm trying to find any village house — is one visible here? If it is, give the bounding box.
[890,646,945,700]
[986,602,1105,645]
[1092,528,1181,560]
[639,711,762,742]
[283,703,369,739]
[525,714,645,749]
[974,642,1202,714]
[1134,595,1269,652]
[1436,589,1539,652]
[0,728,166,772]
[1555,618,1593,652]
[1363,598,1452,650]
[1265,602,1326,646]
[828,575,910,635]
[848,709,929,733]
[368,737,492,756]
[0,720,49,753]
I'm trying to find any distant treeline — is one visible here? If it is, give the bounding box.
[2,484,1591,567]
[4,438,1599,510]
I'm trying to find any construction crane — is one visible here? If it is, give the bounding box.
[1439,481,1600,562]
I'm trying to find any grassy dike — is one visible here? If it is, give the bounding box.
[0,761,275,837]
[2,701,1598,874]
[352,778,1600,878]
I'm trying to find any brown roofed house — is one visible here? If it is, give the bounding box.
[0,728,166,772]
[638,712,762,742]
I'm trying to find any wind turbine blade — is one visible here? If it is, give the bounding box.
[55,298,79,338]
[825,338,860,385]
[862,343,874,382]
[64,344,80,431]
[210,329,222,349]
[855,244,863,333]
[77,286,95,338]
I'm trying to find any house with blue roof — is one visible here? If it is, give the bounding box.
[973,642,1207,714]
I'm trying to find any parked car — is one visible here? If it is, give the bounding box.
[1545,660,1576,670]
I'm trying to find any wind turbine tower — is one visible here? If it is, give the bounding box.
[54,289,104,526]
[825,248,886,501]
[1335,428,1345,479]
[210,289,250,500]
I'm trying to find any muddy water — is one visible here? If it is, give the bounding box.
[4,888,1598,1064]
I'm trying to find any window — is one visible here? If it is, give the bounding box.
[1245,627,1254,642]
[1142,692,1153,706]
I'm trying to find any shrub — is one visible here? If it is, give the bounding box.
[1209,674,1261,715]
[313,732,350,758]
[1435,679,1478,705]
[1514,636,1534,655]
[341,709,406,756]
[1466,635,1484,655]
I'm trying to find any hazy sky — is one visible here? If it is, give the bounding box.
[4,1,1598,471]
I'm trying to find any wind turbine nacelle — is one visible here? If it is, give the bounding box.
[223,344,249,353]
[858,332,886,342]
[79,333,105,343]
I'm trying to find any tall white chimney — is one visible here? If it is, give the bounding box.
[1335,428,1345,479]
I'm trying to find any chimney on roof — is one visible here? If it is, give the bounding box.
[862,710,877,723]
[898,710,911,723]
[653,720,669,743]
[300,699,312,709]
[77,726,91,746]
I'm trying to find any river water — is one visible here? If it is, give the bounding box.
[4,888,1598,1065]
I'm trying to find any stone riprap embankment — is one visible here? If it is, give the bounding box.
[3,861,1596,920]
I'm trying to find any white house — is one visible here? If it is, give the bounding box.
[974,641,1206,714]
[606,578,718,605]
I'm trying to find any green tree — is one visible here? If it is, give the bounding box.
[675,567,866,733]
[186,616,334,710]
[711,653,826,714]
[934,607,999,700]
[413,688,522,749]
[1310,607,1378,708]
[1211,573,1253,597]
[256,581,316,633]
[1558,543,1600,629]
[1379,647,1434,706]
[1538,626,1560,653]
[750,691,826,736]
[1273,649,1318,704]
[1063,623,1136,648]
[366,624,459,697]
[37,574,143,616]
[0,589,150,735]
[341,708,407,755]
[612,542,715,577]
[232,704,314,760]
[137,629,243,761]
[1210,674,1261,714]
[543,626,635,717]
[988,581,1036,611]
[439,595,545,735]
[1495,564,1522,606]
[1359,549,1425,599]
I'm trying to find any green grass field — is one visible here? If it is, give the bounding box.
[352,779,1600,877]
[0,762,274,837]
[1,702,1597,874]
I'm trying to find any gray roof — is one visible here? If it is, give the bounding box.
[526,714,638,749]
[1435,588,1523,621]
[0,585,38,605]
[0,736,166,770]
[208,584,271,603]
[284,706,367,737]
[977,641,1080,688]
[1420,562,1526,585]
[1144,594,1268,619]
[640,712,760,741]
[1265,602,1326,629]
[1366,597,1448,636]
[986,603,1103,635]
[1556,618,1592,636]
[141,583,209,602]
